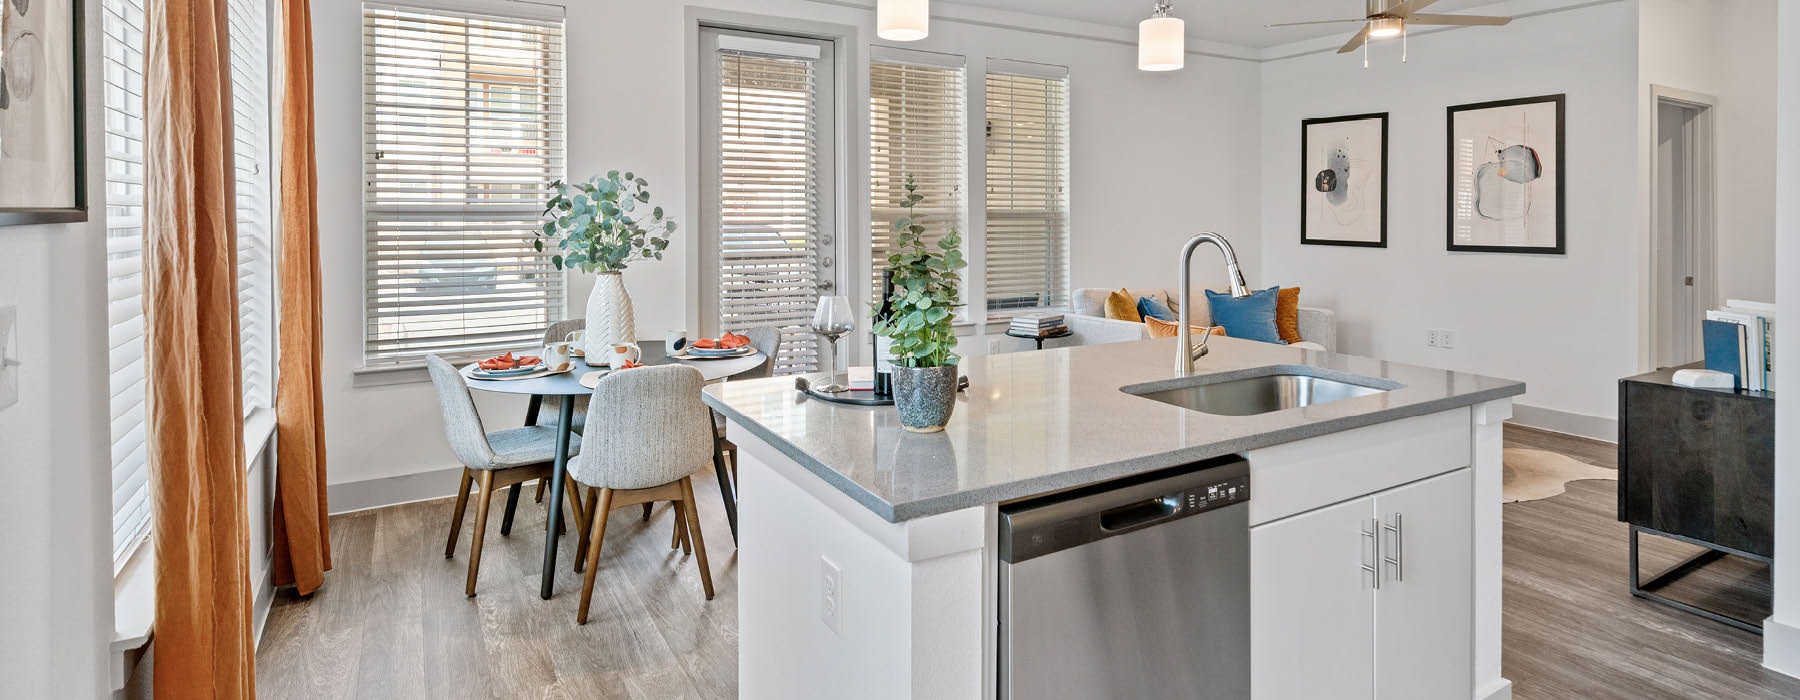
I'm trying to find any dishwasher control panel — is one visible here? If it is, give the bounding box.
[1183,473,1250,513]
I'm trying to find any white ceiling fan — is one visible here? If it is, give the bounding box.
[1268,0,1512,65]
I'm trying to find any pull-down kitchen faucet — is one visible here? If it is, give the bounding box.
[1176,232,1251,377]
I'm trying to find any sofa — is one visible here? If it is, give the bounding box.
[1056,287,1337,351]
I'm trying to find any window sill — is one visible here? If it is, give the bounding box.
[111,544,154,690]
[351,362,430,387]
[245,406,276,468]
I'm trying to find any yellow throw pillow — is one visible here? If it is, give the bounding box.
[1146,317,1228,339]
[1276,287,1303,344]
[1104,288,1143,322]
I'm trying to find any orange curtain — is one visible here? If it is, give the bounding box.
[270,0,332,596]
[145,0,256,696]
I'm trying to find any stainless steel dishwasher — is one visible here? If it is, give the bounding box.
[999,457,1250,700]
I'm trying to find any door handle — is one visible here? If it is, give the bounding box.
[1361,518,1380,590]
[1382,513,1404,582]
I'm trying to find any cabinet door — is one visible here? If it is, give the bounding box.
[1373,468,1473,700]
[1251,496,1376,700]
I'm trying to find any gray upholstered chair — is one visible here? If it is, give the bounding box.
[569,364,718,624]
[427,356,585,597]
[710,325,781,540]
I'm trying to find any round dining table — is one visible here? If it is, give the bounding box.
[460,340,766,599]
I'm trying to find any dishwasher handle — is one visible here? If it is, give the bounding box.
[1099,496,1182,532]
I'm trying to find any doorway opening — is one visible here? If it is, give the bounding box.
[1649,89,1717,369]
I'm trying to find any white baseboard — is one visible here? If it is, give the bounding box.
[1506,403,1617,443]
[252,561,274,650]
[328,465,465,515]
[1476,678,1513,700]
[1764,616,1800,680]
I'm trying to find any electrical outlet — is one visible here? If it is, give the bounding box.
[1439,329,1456,349]
[820,556,842,634]
[1426,329,1439,347]
[0,305,17,411]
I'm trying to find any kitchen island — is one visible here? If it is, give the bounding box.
[703,336,1525,700]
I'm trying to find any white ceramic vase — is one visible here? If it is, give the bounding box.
[585,271,636,358]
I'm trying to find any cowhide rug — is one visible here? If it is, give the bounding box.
[1502,448,1617,503]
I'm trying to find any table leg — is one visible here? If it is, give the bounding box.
[713,440,738,544]
[540,399,576,600]
[504,395,546,535]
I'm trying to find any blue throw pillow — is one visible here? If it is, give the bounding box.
[1137,296,1176,322]
[1206,286,1286,344]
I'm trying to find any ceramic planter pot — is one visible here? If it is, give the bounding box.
[585,271,636,358]
[892,364,958,433]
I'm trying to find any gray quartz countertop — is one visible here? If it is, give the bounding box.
[702,336,1525,522]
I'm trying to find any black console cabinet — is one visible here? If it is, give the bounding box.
[1618,367,1774,632]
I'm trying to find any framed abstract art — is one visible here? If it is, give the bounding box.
[1301,112,1387,248]
[1446,94,1564,254]
[0,0,86,226]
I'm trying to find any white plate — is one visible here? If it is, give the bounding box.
[472,363,542,378]
[467,363,573,381]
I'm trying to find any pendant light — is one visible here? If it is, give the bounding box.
[878,0,929,42]
[1138,1,1184,71]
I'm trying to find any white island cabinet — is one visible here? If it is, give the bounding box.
[705,336,1522,700]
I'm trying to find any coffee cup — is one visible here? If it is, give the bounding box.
[541,341,573,368]
[666,329,689,352]
[608,343,642,368]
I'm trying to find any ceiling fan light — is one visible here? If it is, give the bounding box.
[1368,17,1403,39]
[877,0,929,41]
[1138,14,1185,71]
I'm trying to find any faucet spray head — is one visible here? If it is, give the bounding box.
[1225,263,1250,299]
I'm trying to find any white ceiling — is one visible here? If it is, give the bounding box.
[948,0,1503,49]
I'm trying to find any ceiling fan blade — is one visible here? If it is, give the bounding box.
[1266,18,1370,28]
[1337,25,1372,54]
[1403,13,1512,26]
[1385,0,1441,17]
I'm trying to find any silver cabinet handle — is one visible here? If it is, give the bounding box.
[1360,518,1380,590]
[1382,513,1403,582]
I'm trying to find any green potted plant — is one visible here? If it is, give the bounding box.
[538,171,677,358]
[873,177,966,433]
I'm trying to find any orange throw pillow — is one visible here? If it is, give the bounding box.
[1146,317,1228,339]
[1276,287,1303,344]
[1104,288,1143,322]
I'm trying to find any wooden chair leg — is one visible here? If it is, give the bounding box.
[565,474,590,532]
[679,477,715,600]
[641,503,653,521]
[445,468,473,558]
[673,501,692,555]
[466,470,497,597]
[671,505,686,551]
[576,488,616,624]
[576,486,599,573]
[534,477,546,503]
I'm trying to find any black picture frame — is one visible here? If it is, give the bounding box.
[1445,94,1565,254]
[1300,112,1388,248]
[0,0,88,226]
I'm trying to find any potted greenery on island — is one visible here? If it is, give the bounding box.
[537,171,676,359]
[873,178,966,433]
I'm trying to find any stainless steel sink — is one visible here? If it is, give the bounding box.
[1124,370,1393,416]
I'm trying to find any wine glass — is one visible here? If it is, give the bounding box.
[811,295,855,390]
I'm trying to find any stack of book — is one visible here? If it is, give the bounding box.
[1702,300,1776,392]
[1009,313,1068,337]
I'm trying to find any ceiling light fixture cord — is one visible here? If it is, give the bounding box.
[1402,21,1408,62]
[1153,0,1172,18]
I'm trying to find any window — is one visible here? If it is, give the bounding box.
[869,50,966,306]
[699,30,836,374]
[102,0,150,571]
[229,0,274,414]
[984,65,1069,312]
[362,5,566,366]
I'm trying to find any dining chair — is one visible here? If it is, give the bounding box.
[714,325,782,484]
[570,364,717,624]
[427,356,586,597]
[531,319,589,508]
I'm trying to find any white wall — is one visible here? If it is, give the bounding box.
[314,0,1263,493]
[1258,1,1641,425]
[0,6,114,697]
[1763,0,1800,679]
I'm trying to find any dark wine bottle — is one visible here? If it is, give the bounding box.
[873,269,897,398]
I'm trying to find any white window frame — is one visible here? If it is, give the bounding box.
[359,3,569,368]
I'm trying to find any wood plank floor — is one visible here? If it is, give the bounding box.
[258,427,1800,699]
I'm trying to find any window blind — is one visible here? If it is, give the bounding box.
[869,53,966,306]
[984,70,1070,312]
[229,0,274,414]
[715,47,823,374]
[102,0,150,571]
[362,5,566,366]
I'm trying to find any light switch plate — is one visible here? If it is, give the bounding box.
[0,305,17,411]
